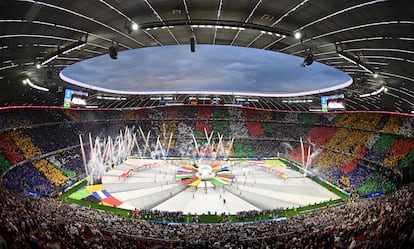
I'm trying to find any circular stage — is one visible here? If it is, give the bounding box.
[95,159,338,215]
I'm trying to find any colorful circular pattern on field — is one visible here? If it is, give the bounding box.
[176,161,235,187]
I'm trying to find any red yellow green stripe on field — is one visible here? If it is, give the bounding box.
[175,163,235,187]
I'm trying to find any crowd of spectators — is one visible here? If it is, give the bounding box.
[0,182,413,249]
[0,132,24,165]
[0,154,11,175]
[228,108,250,139]
[399,116,414,137]
[44,149,85,186]
[337,113,382,131]
[235,209,281,220]
[28,124,79,154]
[303,112,414,195]
[2,162,56,195]
[288,126,338,162]
[380,115,404,134]
[174,121,197,157]
[8,129,68,187]
[1,107,413,192]
[0,108,72,131]
[0,121,112,195]
[1,106,413,198]
[384,138,414,167]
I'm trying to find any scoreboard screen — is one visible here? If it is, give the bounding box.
[321,93,345,112]
[64,89,89,108]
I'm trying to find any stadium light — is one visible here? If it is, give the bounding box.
[96,96,126,100]
[359,85,386,97]
[140,19,292,38]
[23,78,49,92]
[125,20,139,34]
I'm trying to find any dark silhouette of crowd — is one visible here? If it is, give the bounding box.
[236,209,281,220]
[0,182,413,249]
[133,209,184,223]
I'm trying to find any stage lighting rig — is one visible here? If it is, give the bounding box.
[190,37,196,52]
[301,53,314,67]
[40,35,88,66]
[109,42,118,60]
[337,50,376,75]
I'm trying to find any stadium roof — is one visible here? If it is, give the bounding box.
[0,0,413,112]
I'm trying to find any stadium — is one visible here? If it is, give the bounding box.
[0,1,414,249]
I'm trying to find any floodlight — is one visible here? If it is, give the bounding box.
[190,37,196,52]
[125,20,139,34]
[109,45,118,60]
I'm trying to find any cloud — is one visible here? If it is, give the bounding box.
[61,44,350,94]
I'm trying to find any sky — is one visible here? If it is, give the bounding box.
[60,44,352,96]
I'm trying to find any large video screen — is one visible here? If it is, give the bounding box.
[63,89,89,108]
[321,93,345,112]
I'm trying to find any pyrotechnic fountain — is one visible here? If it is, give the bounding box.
[281,142,293,156]
[80,126,148,185]
[79,125,234,185]
[175,128,236,188]
[191,128,234,160]
[299,138,322,176]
